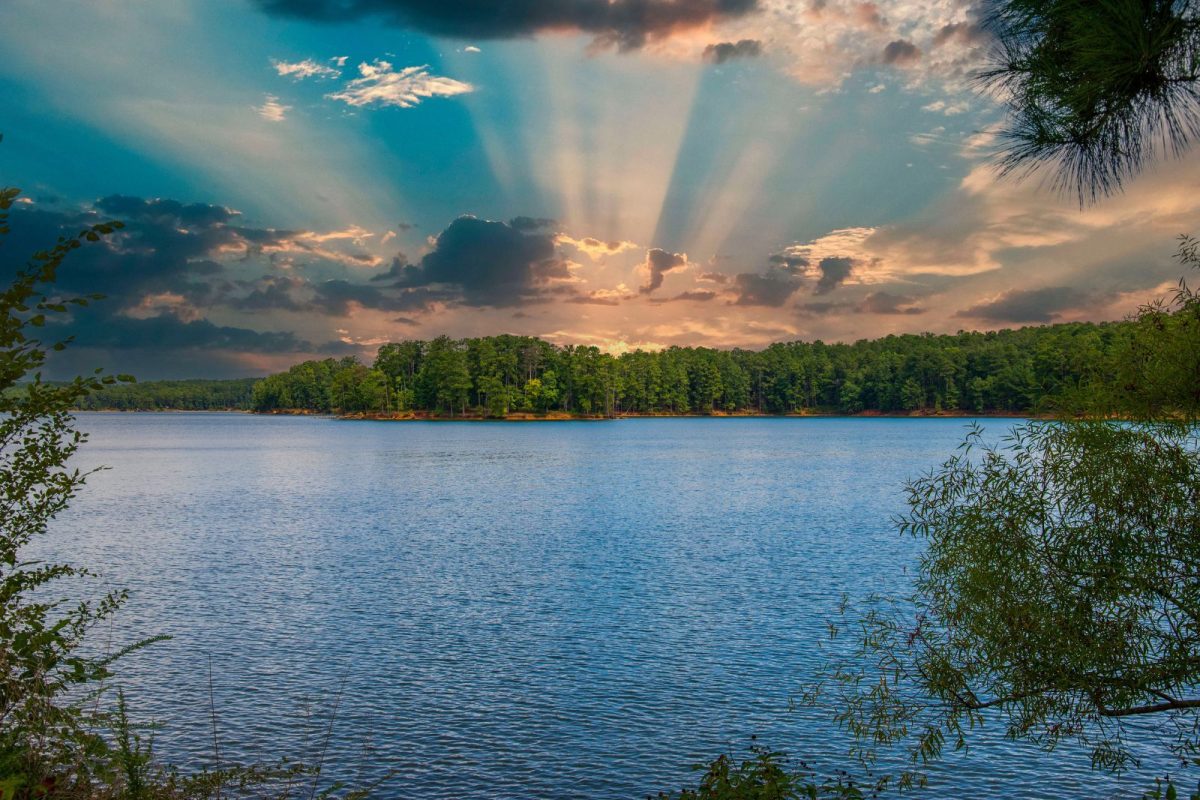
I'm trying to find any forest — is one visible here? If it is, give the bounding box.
[249,321,1137,416]
[72,378,259,411]
[76,319,1135,416]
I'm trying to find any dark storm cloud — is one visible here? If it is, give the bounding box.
[508,216,557,231]
[882,39,921,65]
[731,268,803,306]
[57,307,311,352]
[0,200,357,375]
[955,286,1088,323]
[857,291,925,315]
[2,202,262,310]
[234,214,583,313]
[3,199,585,323]
[369,259,411,283]
[797,291,924,317]
[385,215,570,307]
[796,301,845,316]
[310,279,397,314]
[255,0,760,50]
[311,279,450,314]
[229,271,451,315]
[814,256,852,295]
[231,275,310,312]
[95,195,239,228]
[702,38,763,63]
[767,253,808,273]
[640,248,688,294]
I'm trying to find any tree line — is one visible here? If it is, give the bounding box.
[71,378,259,410]
[237,321,1136,417]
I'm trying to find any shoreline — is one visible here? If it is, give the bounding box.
[345,409,1046,421]
[74,407,1046,420]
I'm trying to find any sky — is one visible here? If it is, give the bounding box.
[1,0,1196,378]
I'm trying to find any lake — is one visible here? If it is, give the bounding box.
[41,414,1178,798]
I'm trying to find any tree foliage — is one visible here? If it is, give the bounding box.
[811,243,1200,784]
[982,0,1200,203]
[247,321,1144,418]
[1096,235,1200,421]
[69,380,258,412]
[0,177,158,792]
[651,743,874,800]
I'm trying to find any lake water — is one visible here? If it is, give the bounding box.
[42,414,1181,798]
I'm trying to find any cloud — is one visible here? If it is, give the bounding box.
[256,94,290,122]
[310,279,448,314]
[725,243,859,306]
[94,195,240,227]
[932,21,987,48]
[565,289,628,306]
[767,252,809,273]
[228,271,449,316]
[797,291,925,317]
[272,58,342,80]
[954,287,1090,323]
[765,228,900,292]
[385,215,572,306]
[857,291,924,315]
[795,299,851,316]
[855,155,1198,282]
[909,125,947,148]
[0,196,405,374]
[557,234,638,260]
[230,275,309,312]
[673,289,717,301]
[254,0,761,51]
[921,99,968,116]
[509,216,557,231]
[326,60,473,109]
[698,271,730,284]
[639,248,688,294]
[716,0,989,89]
[881,39,921,66]
[0,203,322,365]
[815,256,853,294]
[63,307,313,352]
[38,196,477,331]
[702,38,763,63]
[649,289,718,304]
[731,266,803,306]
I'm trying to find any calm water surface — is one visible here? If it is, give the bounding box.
[43,414,1181,799]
